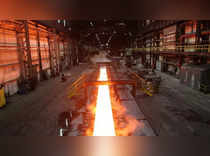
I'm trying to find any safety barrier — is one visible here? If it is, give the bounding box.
[68,74,87,99]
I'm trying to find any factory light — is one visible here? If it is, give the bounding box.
[64,20,66,27]
[90,22,94,27]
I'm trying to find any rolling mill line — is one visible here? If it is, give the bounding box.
[59,60,155,136]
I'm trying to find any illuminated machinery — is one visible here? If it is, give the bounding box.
[58,62,155,136]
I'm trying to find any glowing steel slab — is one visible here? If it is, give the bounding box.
[93,67,116,136]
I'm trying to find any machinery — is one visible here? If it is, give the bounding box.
[128,69,161,96]
[0,84,6,108]
[57,61,156,136]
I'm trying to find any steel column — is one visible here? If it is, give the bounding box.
[36,25,43,80]
[24,21,33,79]
[16,25,25,81]
[47,32,53,76]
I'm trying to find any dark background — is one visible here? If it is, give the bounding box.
[1,137,210,156]
[1,0,210,19]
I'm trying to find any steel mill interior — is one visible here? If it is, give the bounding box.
[1,20,210,136]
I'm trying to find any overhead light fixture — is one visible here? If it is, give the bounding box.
[90,22,94,27]
[117,22,126,27]
[63,20,66,27]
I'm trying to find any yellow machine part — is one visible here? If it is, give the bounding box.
[142,87,153,96]
[129,71,153,96]
[0,88,6,108]
[68,74,87,99]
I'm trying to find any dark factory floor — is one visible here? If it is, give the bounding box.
[1,62,210,136]
[0,64,88,136]
[136,71,210,136]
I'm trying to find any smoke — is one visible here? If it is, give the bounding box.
[85,66,140,136]
[110,87,140,136]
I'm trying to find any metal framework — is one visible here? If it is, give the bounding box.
[84,80,137,98]
[0,20,80,95]
[130,20,210,75]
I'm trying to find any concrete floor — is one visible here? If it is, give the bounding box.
[0,64,88,136]
[135,71,210,136]
[1,62,210,136]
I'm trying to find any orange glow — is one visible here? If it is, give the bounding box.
[93,67,116,136]
[110,88,140,136]
[85,66,140,136]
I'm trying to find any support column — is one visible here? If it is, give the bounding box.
[52,29,59,75]
[178,55,183,70]
[36,25,43,80]
[57,36,61,73]
[176,22,184,52]
[16,31,25,82]
[150,38,152,67]
[47,32,53,76]
[152,54,157,70]
[67,41,71,67]
[196,21,201,50]
[16,24,25,82]
[76,42,79,65]
[72,40,77,66]
[66,41,71,68]
[24,21,33,80]
[63,41,67,68]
